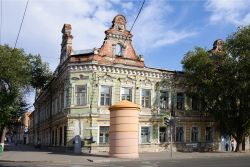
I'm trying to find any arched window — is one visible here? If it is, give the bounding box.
[115,44,123,56]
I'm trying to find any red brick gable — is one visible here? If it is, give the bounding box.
[98,15,144,67]
[67,15,144,68]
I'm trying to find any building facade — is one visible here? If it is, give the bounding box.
[15,112,31,144]
[29,15,221,152]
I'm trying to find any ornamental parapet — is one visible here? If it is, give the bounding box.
[68,64,174,79]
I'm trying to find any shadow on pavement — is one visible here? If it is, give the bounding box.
[3,143,110,158]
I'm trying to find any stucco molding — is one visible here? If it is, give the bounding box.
[69,64,173,80]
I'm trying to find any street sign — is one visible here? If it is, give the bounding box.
[161,112,173,158]
[162,113,171,126]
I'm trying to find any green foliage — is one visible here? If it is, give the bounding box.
[0,45,31,88]
[182,26,250,151]
[0,45,31,127]
[0,45,52,130]
[29,54,52,90]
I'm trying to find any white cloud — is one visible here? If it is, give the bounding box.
[2,0,196,71]
[152,31,196,47]
[205,0,250,26]
[2,0,120,70]
[132,0,196,52]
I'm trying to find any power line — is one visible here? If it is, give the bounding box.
[129,0,145,32]
[0,0,2,45]
[14,0,29,49]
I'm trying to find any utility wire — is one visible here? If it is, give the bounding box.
[129,0,145,32]
[0,0,2,45]
[14,0,29,49]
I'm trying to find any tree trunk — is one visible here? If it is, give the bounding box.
[235,142,241,152]
[0,126,7,149]
[235,137,243,152]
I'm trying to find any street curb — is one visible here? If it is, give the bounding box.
[0,160,70,163]
[0,152,249,164]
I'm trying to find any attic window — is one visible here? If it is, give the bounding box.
[117,24,124,31]
[115,44,123,56]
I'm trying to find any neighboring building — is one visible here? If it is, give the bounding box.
[16,112,31,144]
[28,112,34,145]
[29,15,221,152]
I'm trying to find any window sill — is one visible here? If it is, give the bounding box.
[70,105,89,109]
[140,143,151,145]
[98,144,109,146]
[176,109,185,111]
[141,107,151,109]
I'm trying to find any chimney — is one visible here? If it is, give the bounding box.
[60,24,73,64]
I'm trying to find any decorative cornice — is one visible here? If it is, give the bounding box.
[68,64,173,79]
[107,33,131,41]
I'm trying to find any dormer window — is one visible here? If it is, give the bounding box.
[114,43,123,56]
[117,24,124,31]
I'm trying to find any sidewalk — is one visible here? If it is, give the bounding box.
[0,143,249,165]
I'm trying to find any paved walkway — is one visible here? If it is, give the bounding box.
[0,143,249,165]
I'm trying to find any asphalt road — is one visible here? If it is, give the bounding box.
[0,156,250,167]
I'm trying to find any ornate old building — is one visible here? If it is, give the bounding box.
[29,15,221,152]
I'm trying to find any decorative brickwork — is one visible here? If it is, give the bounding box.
[60,24,73,64]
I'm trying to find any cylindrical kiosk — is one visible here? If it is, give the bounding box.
[109,100,140,158]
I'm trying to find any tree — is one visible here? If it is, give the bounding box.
[0,45,52,146]
[0,45,31,145]
[29,54,52,91]
[181,26,250,152]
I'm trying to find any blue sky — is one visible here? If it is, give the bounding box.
[1,0,250,108]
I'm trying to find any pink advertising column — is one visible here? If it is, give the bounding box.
[109,100,140,158]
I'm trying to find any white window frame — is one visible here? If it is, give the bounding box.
[98,125,110,145]
[75,84,88,106]
[120,86,134,102]
[205,127,213,142]
[190,126,199,143]
[99,85,112,106]
[115,43,123,56]
[140,88,152,108]
[159,90,170,109]
[139,125,152,144]
[158,126,169,143]
[175,126,185,142]
[176,92,185,110]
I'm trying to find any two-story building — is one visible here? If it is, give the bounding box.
[29,15,220,152]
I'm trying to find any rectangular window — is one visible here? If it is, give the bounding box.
[191,127,199,142]
[160,91,169,109]
[64,89,67,108]
[64,126,67,146]
[55,128,57,145]
[60,91,64,111]
[176,127,184,142]
[51,130,54,145]
[75,85,87,106]
[177,92,185,110]
[99,126,109,145]
[192,95,199,111]
[59,127,62,145]
[100,86,112,106]
[141,127,150,143]
[121,87,132,101]
[141,89,151,108]
[159,127,168,143]
[205,127,213,142]
[55,98,58,113]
